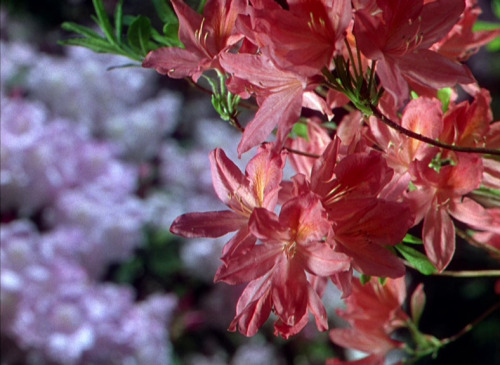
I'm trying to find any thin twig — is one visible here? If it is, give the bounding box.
[455,227,500,258]
[441,301,500,345]
[433,270,500,277]
[370,105,500,156]
[283,147,321,158]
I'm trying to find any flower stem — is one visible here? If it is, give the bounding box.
[283,147,321,158]
[369,105,500,156]
[441,301,500,345]
[433,269,500,277]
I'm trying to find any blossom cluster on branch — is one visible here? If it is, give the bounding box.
[61,0,500,363]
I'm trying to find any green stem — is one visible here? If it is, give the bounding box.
[344,38,359,80]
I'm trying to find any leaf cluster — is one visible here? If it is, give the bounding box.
[60,0,182,63]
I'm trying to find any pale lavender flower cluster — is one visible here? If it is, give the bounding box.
[1,36,179,363]
[1,221,177,365]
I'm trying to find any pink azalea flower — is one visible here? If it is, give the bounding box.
[432,0,500,62]
[236,0,352,76]
[403,92,496,271]
[354,0,474,104]
[219,53,317,155]
[215,193,351,338]
[292,138,413,278]
[328,277,408,365]
[142,0,246,81]
[170,144,286,262]
[409,151,489,271]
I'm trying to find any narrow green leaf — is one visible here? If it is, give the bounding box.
[494,0,500,19]
[163,23,182,47]
[151,28,171,47]
[403,233,423,245]
[197,0,208,13]
[472,20,500,32]
[378,277,387,285]
[123,15,138,26]
[127,16,152,56]
[92,0,117,45]
[322,121,337,130]
[472,20,500,51]
[61,22,103,39]
[114,0,124,43]
[396,244,437,275]
[59,38,119,54]
[152,0,178,23]
[437,87,452,113]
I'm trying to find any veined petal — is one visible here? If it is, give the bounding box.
[307,284,329,332]
[238,84,303,155]
[271,259,309,328]
[209,148,255,212]
[335,239,406,278]
[219,53,307,89]
[399,49,474,89]
[245,144,286,209]
[449,197,497,233]
[249,207,290,243]
[296,242,351,277]
[221,225,257,263]
[229,275,273,336]
[142,47,207,80]
[377,57,409,104]
[215,244,281,284]
[170,210,245,238]
[423,204,455,272]
[329,328,400,355]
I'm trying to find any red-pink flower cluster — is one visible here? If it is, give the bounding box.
[144,0,500,341]
[328,277,411,365]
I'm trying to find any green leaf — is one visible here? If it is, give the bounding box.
[408,180,417,192]
[360,274,371,285]
[114,0,124,43]
[59,37,119,54]
[403,233,423,245]
[437,88,452,113]
[322,121,337,130]
[197,0,208,13]
[61,22,103,39]
[163,23,182,47]
[396,244,438,275]
[92,0,117,45]
[127,16,152,56]
[472,20,500,32]
[292,122,309,141]
[494,0,500,20]
[472,20,500,52]
[113,257,144,284]
[152,0,178,23]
